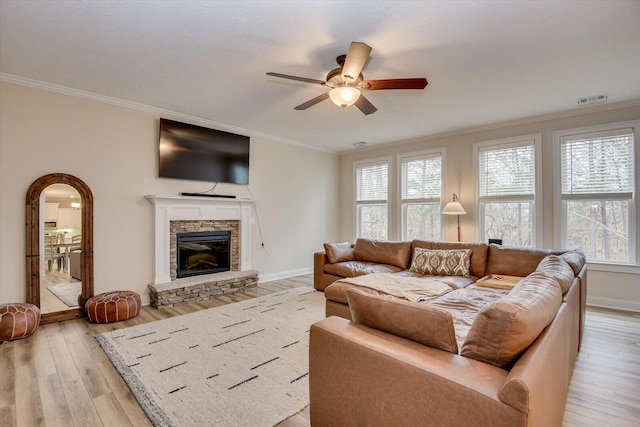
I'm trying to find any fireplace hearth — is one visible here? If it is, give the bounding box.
[177,230,231,278]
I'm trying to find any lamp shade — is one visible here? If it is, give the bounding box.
[442,201,466,215]
[329,86,361,108]
[442,194,466,215]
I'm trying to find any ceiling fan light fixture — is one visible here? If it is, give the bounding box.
[268,41,427,114]
[329,86,361,108]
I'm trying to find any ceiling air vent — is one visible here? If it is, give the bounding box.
[352,141,367,148]
[577,94,608,107]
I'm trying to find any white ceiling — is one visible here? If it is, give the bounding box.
[1,1,639,152]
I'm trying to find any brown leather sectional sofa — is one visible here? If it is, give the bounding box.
[310,239,587,427]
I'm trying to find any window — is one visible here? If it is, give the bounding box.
[355,160,388,240]
[400,152,442,240]
[558,127,635,263]
[475,135,541,246]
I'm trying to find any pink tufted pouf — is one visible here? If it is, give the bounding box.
[0,303,41,342]
[85,291,141,324]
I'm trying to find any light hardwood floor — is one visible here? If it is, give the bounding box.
[1,274,638,426]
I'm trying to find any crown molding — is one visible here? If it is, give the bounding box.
[0,73,338,155]
[4,72,637,157]
[341,98,640,154]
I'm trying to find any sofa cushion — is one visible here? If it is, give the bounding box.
[426,287,509,348]
[393,270,476,289]
[536,254,575,294]
[410,248,472,277]
[347,289,458,353]
[486,245,564,277]
[412,240,488,278]
[460,271,562,368]
[324,242,355,264]
[325,281,389,304]
[559,251,586,276]
[353,238,412,269]
[325,273,474,306]
[324,261,403,278]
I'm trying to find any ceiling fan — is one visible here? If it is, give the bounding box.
[267,42,428,115]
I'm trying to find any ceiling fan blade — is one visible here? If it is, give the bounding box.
[359,78,428,90]
[354,94,377,115]
[341,42,372,82]
[294,92,330,110]
[266,72,326,85]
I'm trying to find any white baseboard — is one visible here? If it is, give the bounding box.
[140,293,151,307]
[587,296,640,313]
[259,267,313,283]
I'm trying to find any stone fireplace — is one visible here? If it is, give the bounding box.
[145,195,258,308]
[170,222,238,279]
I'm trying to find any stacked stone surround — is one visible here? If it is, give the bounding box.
[145,219,254,308]
[149,270,259,309]
[169,220,240,280]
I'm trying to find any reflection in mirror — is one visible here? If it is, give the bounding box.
[26,173,94,324]
[40,184,82,314]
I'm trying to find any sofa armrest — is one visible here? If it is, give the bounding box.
[310,316,525,427]
[499,301,573,426]
[314,251,329,290]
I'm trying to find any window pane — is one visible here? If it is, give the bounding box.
[482,201,533,247]
[358,204,388,240]
[401,156,441,200]
[357,162,388,201]
[561,132,633,195]
[404,203,441,241]
[479,144,535,197]
[566,200,629,262]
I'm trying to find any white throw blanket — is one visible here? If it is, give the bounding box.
[336,273,452,302]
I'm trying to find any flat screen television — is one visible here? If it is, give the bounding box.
[158,118,250,185]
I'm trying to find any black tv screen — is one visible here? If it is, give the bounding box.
[158,118,250,185]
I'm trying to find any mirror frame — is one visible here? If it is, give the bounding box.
[26,173,94,324]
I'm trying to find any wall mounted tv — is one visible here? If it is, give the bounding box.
[158,118,250,185]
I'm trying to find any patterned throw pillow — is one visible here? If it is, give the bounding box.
[410,248,472,277]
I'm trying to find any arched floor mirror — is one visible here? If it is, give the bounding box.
[26,173,94,324]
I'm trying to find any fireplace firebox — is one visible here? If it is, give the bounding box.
[176,231,231,278]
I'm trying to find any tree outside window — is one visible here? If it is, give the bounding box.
[356,160,388,240]
[476,136,540,246]
[560,129,635,263]
[400,153,442,241]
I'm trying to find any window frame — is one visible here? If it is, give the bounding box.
[353,157,391,241]
[553,120,638,266]
[473,134,542,246]
[397,148,445,241]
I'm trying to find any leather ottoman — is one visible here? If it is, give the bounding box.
[0,303,41,342]
[85,291,141,323]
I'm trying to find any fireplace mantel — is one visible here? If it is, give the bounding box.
[145,195,255,285]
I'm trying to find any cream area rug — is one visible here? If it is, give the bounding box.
[96,287,325,427]
[46,282,81,307]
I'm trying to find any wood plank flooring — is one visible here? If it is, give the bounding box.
[1,274,638,426]
[562,307,640,426]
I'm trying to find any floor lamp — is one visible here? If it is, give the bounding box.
[442,194,467,242]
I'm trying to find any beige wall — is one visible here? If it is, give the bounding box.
[0,82,340,304]
[339,105,640,311]
[2,80,637,311]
